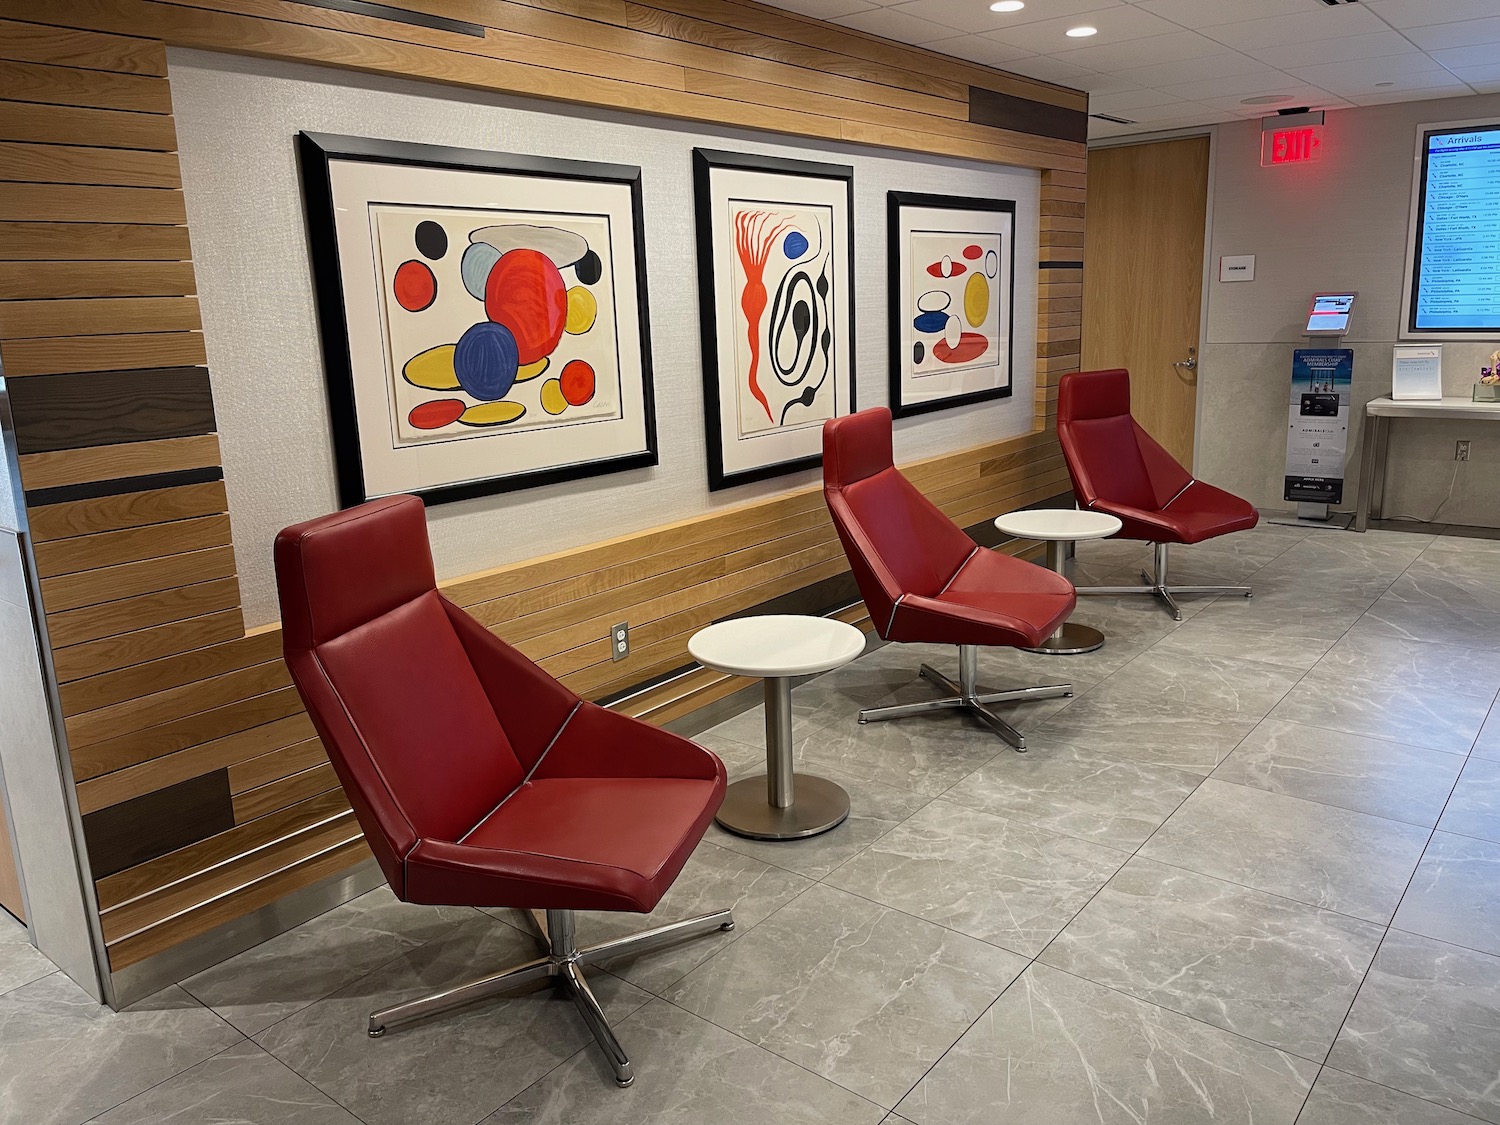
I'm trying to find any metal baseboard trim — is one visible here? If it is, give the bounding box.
[108,858,384,1008]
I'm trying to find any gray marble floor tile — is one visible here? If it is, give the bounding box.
[1041,857,1384,1061]
[706,765,931,880]
[1362,587,1500,652]
[579,840,812,994]
[790,700,1016,797]
[703,658,912,747]
[687,724,767,777]
[941,737,1201,850]
[1269,629,1499,755]
[824,800,1127,956]
[87,1040,360,1124]
[0,975,242,1125]
[1152,580,1372,670]
[256,913,651,1125]
[1140,779,1431,923]
[1392,832,1500,958]
[897,962,1317,1125]
[664,882,1026,1108]
[1438,757,1500,842]
[483,998,885,1125]
[1296,1067,1483,1125]
[1213,718,1464,827]
[1474,706,1500,761]
[0,915,55,998]
[1330,929,1500,1122]
[1036,650,1303,775]
[182,887,475,1036]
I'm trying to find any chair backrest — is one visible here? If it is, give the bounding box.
[275,495,532,896]
[822,407,977,636]
[1056,368,1192,513]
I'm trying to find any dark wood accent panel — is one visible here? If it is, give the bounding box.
[81,770,235,879]
[25,467,225,510]
[969,85,1088,144]
[7,367,216,454]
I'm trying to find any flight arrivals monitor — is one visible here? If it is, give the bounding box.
[1305,293,1356,336]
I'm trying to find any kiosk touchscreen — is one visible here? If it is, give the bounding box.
[1305,293,1356,335]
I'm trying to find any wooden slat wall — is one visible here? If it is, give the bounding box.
[0,0,1084,976]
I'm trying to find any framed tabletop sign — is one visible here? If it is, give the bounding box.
[692,149,855,491]
[297,132,657,508]
[888,191,1015,419]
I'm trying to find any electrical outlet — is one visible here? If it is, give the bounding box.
[1457,440,1471,462]
[610,621,629,662]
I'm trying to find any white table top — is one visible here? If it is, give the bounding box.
[993,508,1123,542]
[1367,395,1500,420]
[688,614,866,679]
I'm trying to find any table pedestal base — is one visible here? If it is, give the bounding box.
[1022,621,1106,656]
[715,774,850,840]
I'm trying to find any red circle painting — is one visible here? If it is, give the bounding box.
[560,359,596,406]
[393,259,437,312]
[484,249,567,364]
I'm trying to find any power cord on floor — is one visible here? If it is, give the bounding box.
[1384,461,1462,524]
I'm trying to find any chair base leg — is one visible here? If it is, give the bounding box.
[366,906,733,1087]
[856,647,1071,753]
[1073,542,1253,621]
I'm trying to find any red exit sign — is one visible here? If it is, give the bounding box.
[1262,125,1324,166]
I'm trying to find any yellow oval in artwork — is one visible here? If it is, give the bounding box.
[540,378,568,415]
[565,286,598,335]
[964,272,990,328]
[457,401,525,427]
[402,344,460,390]
[515,357,550,383]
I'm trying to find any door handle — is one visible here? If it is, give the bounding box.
[1173,346,1198,372]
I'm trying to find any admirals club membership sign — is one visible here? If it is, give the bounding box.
[1284,349,1353,505]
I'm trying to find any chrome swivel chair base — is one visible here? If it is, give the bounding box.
[367,905,734,1087]
[1076,542,1252,622]
[856,643,1071,752]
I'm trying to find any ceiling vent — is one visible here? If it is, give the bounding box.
[1090,113,1136,125]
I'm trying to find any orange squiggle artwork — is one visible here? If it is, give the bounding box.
[735,209,793,423]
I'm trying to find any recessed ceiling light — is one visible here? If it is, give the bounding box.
[1065,25,1097,36]
[989,1,1024,11]
[1241,94,1293,105]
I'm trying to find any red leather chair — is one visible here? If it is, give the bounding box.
[822,407,1074,751]
[1057,368,1258,620]
[274,495,731,1087]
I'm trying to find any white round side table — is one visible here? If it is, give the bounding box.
[993,508,1124,655]
[688,614,865,840]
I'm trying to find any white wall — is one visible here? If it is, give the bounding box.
[168,51,1042,627]
[1195,91,1500,528]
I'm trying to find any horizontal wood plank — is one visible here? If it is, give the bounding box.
[18,433,221,492]
[0,58,172,113]
[0,141,181,188]
[27,480,227,542]
[228,738,326,795]
[0,296,201,338]
[0,16,166,75]
[0,99,178,149]
[42,544,236,614]
[48,584,242,664]
[35,513,231,578]
[0,222,192,262]
[1,330,206,375]
[232,762,339,823]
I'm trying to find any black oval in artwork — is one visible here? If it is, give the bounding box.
[914,341,925,364]
[574,249,603,285]
[415,220,448,260]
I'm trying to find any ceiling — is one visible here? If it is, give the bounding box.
[761,0,1500,139]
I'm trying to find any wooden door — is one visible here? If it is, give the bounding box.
[0,796,22,922]
[1082,136,1210,468]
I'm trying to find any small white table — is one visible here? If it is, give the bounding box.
[993,508,1123,655]
[1355,396,1500,532]
[688,615,865,840]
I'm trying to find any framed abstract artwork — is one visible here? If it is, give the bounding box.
[693,149,855,491]
[297,132,657,508]
[887,191,1015,419]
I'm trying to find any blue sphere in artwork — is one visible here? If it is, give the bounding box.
[914,311,948,334]
[460,242,502,302]
[453,321,519,401]
[783,231,809,260]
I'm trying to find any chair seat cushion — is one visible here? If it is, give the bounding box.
[1096,480,1259,545]
[403,776,720,913]
[889,548,1075,648]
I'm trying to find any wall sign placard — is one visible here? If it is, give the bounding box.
[1284,348,1352,505]
[298,132,657,507]
[692,149,855,491]
[887,192,1015,419]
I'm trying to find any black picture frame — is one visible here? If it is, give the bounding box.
[693,148,856,492]
[887,190,1016,420]
[297,131,658,508]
